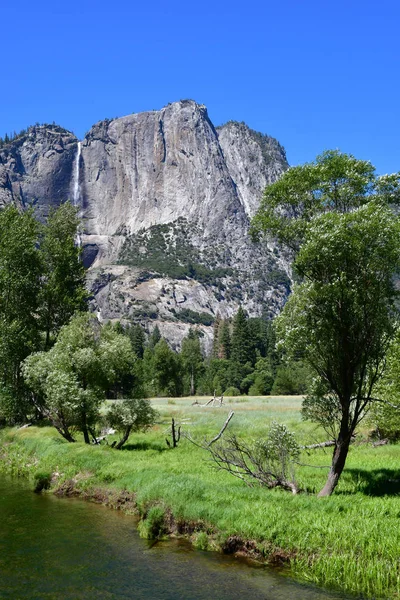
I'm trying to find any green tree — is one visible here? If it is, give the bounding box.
[127,323,146,358]
[106,398,157,449]
[148,325,161,349]
[152,339,181,396]
[276,203,400,495]
[231,307,254,366]
[370,332,400,439]
[253,151,400,496]
[218,319,231,359]
[39,203,87,348]
[251,149,400,251]
[23,314,137,443]
[180,329,204,395]
[0,207,41,405]
[212,314,221,358]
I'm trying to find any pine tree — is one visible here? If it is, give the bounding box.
[128,324,146,358]
[231,307,254,365]
[212,314,221,358]
[218,320,231,359]
[148,325,161,349]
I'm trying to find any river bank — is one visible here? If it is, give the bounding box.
[1,396,399,599]
[0,472,350,600]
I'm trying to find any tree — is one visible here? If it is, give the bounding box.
[231,307,254,366]
[180,329,204,395]
[252,151,400,496]
[276,203,400,495]
[127,323,146,358]
[152,339,181,396]
[251,150,400,251]
[148,325,161,349]
[212,314,221,358]
[0,207,42,403]
[38,203,87,349]
[218,319,231,359]
[106,398,157,449]
[370,333,400,439]
[23,314,137,443]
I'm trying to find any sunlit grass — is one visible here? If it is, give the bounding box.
[1,395,399,599]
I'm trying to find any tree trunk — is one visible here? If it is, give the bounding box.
[318,435,351,497]
[82,414,90,444]
[190,367,195,396]
[55,426,76,443]
[115,425,132,450]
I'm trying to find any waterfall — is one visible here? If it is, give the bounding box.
[73,141,82,206]
[72,141,82,247]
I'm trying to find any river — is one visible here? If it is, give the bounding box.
[0,475,350,599]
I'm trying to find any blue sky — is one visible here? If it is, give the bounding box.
[1,0,399,174]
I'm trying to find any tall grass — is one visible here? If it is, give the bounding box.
[1,396,399,599]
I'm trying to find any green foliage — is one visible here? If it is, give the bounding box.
[255,421,300,480]
[193,531,209,551]
[180,330,204,395]
[33,470,52,493]
[106,398,157,449]
[251,149,400,250]
[119,221,233,284]
[23,314,137,442]
[138,505,167,539]
[173,308,214,326]
[217,320,231,359]
[248,357,275,395]
[3,397,400,599]
[222,386,240,396]
[38,203,87,348]
[258,150,400,495]
[0,203,87,421]
[126,323,146,358]
[370,332,400,439]
[271,362,311,396]
[231,307,254,366]
[0,206,42,400]
[152,339,182,396]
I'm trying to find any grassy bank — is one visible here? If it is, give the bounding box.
[1,396,399,599]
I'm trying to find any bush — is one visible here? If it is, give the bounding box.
[223,386,241,396]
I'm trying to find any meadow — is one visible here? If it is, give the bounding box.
[1,396,399,599]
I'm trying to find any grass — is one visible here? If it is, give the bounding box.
[1,395,399,599]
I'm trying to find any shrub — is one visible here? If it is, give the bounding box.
[223,386,240,396]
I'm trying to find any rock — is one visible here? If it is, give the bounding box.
[0,101,292,351]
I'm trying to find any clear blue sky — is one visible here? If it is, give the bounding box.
[1,0,399,174]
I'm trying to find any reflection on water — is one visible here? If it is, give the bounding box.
[0,475,350,599]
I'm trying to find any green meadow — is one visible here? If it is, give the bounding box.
[1,396,399,599]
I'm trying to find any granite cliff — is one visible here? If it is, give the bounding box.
[0,100,289,351]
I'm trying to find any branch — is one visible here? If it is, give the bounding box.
[208,411,234,446]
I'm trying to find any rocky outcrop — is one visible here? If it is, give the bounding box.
[0,101,290,351]
[0,125,78,219]
[217,121,287,218]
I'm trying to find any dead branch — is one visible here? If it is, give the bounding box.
[207,435,299,494]
[208,411,234,446]
[302,440,335,450]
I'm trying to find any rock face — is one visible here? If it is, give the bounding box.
[0,125,78,219]
[0,101,290,352]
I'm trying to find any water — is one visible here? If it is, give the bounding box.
[72,141,81,207]
[0,475,350,600]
